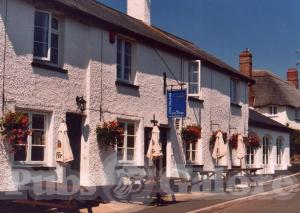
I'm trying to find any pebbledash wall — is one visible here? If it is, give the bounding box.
[0,0,249,191]
[248,127,290,174]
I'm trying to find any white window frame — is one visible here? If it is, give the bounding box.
[230,78,239,103]
[117,121,136,164]
[268,105,278,116]
[13,111,48,165]
[33,10,60,65]
[117,38,133,83]
[262,136,271,165]
[188,60,201,97]
[185,142,197,164]
[246,146,255,166]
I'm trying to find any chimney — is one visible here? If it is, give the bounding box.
[287,68,299,89]
[239,48,254,106]
[127,0,151,25]
[239,48,253,77]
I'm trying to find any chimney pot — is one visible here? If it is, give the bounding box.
[287,68,299,89]
[127,0,151,25]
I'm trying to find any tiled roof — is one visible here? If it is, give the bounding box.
[252,70,300,108]
[249,109,291,132]
[47,0,253,83]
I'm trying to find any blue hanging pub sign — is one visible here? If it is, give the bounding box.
[167,89,187,118]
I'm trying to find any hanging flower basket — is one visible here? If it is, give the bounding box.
[0,112,30,152]
[209,131,227,149]
[181,125,201,144]
[96,121,124,148]
[229,134,239,149]
[245,132,261,149]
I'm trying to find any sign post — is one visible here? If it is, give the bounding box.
[167,89,187,118]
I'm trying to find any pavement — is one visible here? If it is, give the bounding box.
[81,172,300,213]
[1,172,299,212]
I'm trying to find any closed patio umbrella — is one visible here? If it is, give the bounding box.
[212,131,228,166]
[236,134,246,168]
[147,126,163,160]
[56,121,74,163]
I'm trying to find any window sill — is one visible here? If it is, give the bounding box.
[188,96,204,103]
[115,165,144,170]
[230,102,242,108]
[185,164,204,172]
[115,80,139,90]
[31,59,68,74]
[12,164,56,171]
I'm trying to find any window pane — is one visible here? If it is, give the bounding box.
[50,48,58,64]
[124,42,131,54]
[35,11,49,28]
[117,65,122,79]
[51,33,59,48]
[51,18,59,30]
[186,151,190,162]
[32,114,45,129]
[192,142,196,150]
[269,107,273,114]
[117,39,122,52]
[34,27,49,43]
[14,146,27,161]
[192,151,196,161]
[124,66,131,81]
[117,51,122,65]
[127,149,134,161]
[189,84,198,94]
[125,54,131,67]
[32,130,45,145]
[191,72,198,83]
[31,146,44,161]
[117,148,124,161]
[34,42,48,58]
[127,123,135,135]
[127,136,134,148]
[274,107,277,115]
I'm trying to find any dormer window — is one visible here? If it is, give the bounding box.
[269,106,278,116]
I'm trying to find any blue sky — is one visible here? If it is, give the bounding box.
[96,0,300,78]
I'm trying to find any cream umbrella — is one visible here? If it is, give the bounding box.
[236,134,246,168]
[147,126,163,160]
[55,121,74,163]
[212,131,228,166]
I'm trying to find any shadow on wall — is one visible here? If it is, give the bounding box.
[168,118,186,177]
[188,100,203,125]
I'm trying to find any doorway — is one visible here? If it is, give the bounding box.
[66,112,83,181]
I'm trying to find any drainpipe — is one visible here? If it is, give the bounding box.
[1,0,8,113]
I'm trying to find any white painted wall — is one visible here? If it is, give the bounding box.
[248,126,290,174]
[257,106,300,130]
[0,0,249,190]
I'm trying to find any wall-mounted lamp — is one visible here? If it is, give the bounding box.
[76,96,86,113]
